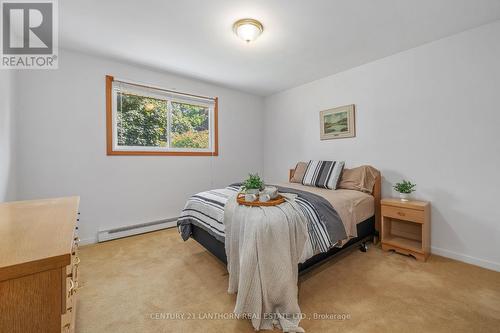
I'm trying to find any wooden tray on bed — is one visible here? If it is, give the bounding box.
[237,193,285,207]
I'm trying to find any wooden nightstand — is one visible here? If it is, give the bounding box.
[381,198,430,261]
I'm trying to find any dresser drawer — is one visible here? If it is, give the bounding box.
[382,205,425,223]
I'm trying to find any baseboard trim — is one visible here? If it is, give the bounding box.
[97,218,177,243]
[431,246,500,272]
[78,219,178,246]
[79,236,98,246]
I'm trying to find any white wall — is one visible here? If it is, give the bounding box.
[0,71,15,202]
[263,21,500,271]
[14,49,264,243]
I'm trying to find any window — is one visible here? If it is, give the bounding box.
[106,75,218,156]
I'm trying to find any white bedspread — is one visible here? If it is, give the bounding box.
[224,193,308,332]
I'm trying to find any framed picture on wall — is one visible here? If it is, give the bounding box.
[320,104,355,140]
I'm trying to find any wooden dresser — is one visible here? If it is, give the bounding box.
[0,197,80,333]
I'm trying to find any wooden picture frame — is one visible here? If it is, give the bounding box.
[320,104,355,140]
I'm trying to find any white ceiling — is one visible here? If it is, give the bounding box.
[60,0,500,96]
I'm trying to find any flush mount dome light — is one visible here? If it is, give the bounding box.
[233,18,263,42]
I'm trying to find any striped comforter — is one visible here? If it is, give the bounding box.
[177,185,347,255]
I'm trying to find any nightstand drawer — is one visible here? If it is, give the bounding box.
[382,205,425,223]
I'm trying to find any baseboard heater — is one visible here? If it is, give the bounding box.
[97,217,178,242]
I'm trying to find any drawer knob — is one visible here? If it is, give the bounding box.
[397,211,405,216]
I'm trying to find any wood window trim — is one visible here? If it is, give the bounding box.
[105,75,219,156]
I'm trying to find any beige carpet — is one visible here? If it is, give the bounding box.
[76,228,500,333]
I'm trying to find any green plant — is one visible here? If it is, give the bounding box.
[242,173,264,192]
[171,130,209,148]
[116,93,167,146]
[393,180,416,194]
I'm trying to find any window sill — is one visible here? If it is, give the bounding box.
[106,150,218,156]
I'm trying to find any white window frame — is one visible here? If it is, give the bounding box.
[106,75,218,156]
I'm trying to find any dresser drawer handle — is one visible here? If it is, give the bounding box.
[68,279,80,297]
[397,211,406,216]
[68,278,75,295]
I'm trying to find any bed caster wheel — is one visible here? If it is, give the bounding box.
[359,242,368,252]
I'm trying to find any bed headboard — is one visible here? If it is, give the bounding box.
[288,168,382,236]
[372,171,381,236]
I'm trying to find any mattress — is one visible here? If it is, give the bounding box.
[275,182,374,241]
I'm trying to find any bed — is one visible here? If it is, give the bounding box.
[178,167,381,273]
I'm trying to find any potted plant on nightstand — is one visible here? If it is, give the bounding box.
[393,180,416,201]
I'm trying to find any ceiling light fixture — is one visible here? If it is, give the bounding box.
[233,18,263,43]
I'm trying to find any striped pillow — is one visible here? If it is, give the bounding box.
[302,160,345,189]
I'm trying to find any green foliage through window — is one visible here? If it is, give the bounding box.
[116,92,210,150]
[171,102,209,149]
[117,93,167,147]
